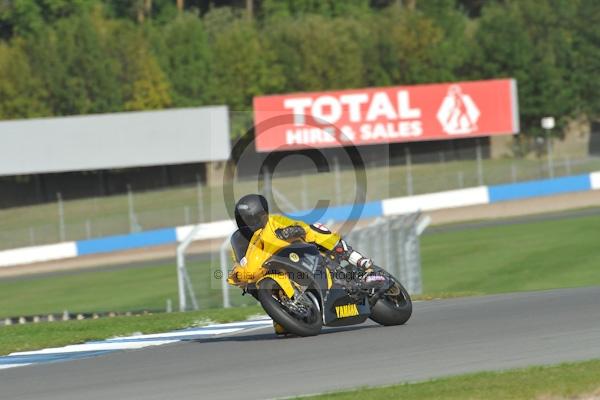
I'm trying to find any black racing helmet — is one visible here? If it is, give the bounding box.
[234,194,269,232]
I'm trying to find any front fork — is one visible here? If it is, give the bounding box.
[367,269,394,306]
[332,263,392,305]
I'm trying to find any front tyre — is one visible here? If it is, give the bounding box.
[257,278,322,337]
[369,274,412,326]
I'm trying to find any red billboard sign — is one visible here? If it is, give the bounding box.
[253,79,519,152]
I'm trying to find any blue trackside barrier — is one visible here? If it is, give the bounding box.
[286,201,384,224]
[487,174,592,203]
[76,228,177,256]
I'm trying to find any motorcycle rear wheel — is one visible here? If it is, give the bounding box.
[257,278,322,337]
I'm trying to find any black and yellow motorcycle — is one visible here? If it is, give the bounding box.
[229,231,412,337]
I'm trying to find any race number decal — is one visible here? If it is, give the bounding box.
[310,223,331,234]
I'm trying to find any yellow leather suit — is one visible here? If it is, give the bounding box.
[227,214,340,285]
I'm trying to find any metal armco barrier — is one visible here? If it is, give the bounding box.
[344,213,427,295]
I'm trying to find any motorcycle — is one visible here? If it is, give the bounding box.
[229,230,412,337]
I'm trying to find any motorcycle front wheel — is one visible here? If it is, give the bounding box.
[369,272,412,326]
[257,278,322,337]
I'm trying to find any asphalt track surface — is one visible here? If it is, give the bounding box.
[2,286,600,400]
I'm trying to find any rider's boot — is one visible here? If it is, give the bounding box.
[334,240,385,291]
[355,263,387,291]
[273,321,288,336]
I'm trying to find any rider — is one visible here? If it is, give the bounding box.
[227,193,378,297]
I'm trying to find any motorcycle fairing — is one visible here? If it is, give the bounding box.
[322,287,370,326]
[267,243,370,327]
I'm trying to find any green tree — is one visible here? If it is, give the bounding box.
[36,0,93,21]
[0,0,92,39]
[372,7,455,85]
[416,0,471,80]
[25,12,122,115]
[571,0,600,119]
[3,0,599,141]
[109,22,171,111]
[266,14,368,91]
[124,51,173,111]
[470,0,577,136]
[0,39,49,119]
[153,13,212,107]
[261,0,370,18]
[208,14,283,110]
[104,0,178,23]
[0,0,43,38]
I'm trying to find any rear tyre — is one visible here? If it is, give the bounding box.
[369,274,412,326]
[257,278,322,337]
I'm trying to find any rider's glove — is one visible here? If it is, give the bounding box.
[357,257,373,269]
[275,225,306,241]
[348,251,373,270]
[335,239,373,270]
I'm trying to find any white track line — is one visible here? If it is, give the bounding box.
[11,340,178,356]
[2,318,274,367]
[105,327,245,341]
[10,327,259,355]
[0,363,32,370]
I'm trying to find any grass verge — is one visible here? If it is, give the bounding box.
[421,212,600,294]
[0,260,256,318]
[0,305,264,356]
[303,359,600,400]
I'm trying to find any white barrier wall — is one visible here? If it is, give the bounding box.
[0,242,77,268]
[0,106,230,176]
[591,172,600,190]
[175,220,237,242]
[381,186,490,216]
